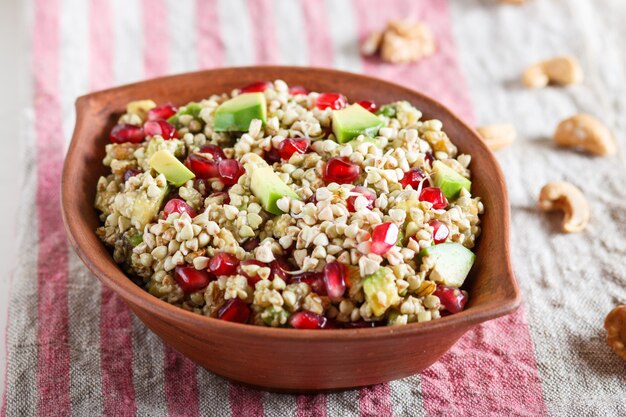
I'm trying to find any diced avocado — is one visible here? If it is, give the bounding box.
[214,93,267,132]
[376,104,396,118]
[148,149,195,187]
[419,242,475,288]
[396,230,405,247]
[431,160,471,200]
[167,102,202,126]
[131,183,168,230]
[348,136,386,149]
[362,267,400,316]
[126,233,144,247]
[332,104,384,144]
[126,99,156,122]
[248,165,301,215]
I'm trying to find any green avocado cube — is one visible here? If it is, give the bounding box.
[148,149,195,187]
[131,182,168,230]
[331,103,384,144]
[214,93,267,132]
[431,160,471,200]
[248,165,301,215]
[419,242,475,288]
[362,267,400,316]
[167,102,203,126]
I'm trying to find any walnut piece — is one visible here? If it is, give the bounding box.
[605,305,626,361]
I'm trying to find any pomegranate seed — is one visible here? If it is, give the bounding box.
[346,186,376,212]
[207,191,230,204]
[270,257,294,281]
[209,252,240,276]
[323,262,346,302]
[144,120,177,139]
[199,144,226,162]
[147,103,177,121]
[323,157,360,184]
[241,237,260,252]
[419,187,448,209]
[110,124,145,144]
[218,298,251,323]
[174,266,213,294]
[356,100,377,112]
[289,311,328,329]
[428,220,450,244]
[123,168,142,182]
[163,198,197,218]
[400,168,430,190]
[289,271,326,295]
[370,222,399,255]
[315,93,347,110]
[240,81,272,93]
[425,152,435,166]
[278,138,309,160]
[263,147,281,164]
[434,285,468,314]
[217,159,244,185]
[289,85,308,95]
[237,260,267,286]
[185,154,219,179]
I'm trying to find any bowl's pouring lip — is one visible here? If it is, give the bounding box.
[62,66,521,342]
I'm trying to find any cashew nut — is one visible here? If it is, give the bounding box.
[538,182,590,233]
[522,56,583,88]
[476,124,516,151]
[499,0,526,4]
[605,305,626,361]
[361,20,435,64]
[361,31,383,56]
[554,113,617,156]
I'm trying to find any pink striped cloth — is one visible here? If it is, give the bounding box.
[3,0,625,416]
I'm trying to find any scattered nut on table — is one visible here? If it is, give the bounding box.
[499,0,526,4]
[554,113,617,156]
[605,305,626,361]
[522,56,583,88]
[476,124,516,151]
[538,182,590,233]
[361,20,435,64]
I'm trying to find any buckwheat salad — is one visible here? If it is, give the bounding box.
[95,80,483,329]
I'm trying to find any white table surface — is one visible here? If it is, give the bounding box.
[0,0,23,401]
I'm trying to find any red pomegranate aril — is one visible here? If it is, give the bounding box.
[110,124,145,144]
[289,85,308,95]
[199,144,226,162]
[323,157,360,184]
[147,103,177,121]
[278,138,309,160]
[217,159,244,185]
[434,285,468,314]
[264,147,281,164]
[315,93,347,110]
[290,271,326,295]
[208,252,240,276]
[289,311,328,329]
[419,187,448,209]
[270,256,294,281]
[425,151,435,166]
[370,222,399,255]
[174,266,213,294]
[237,260,267,286]
[163,198,197,218]
[240,81,272,93]
[356,100,377,113]
[346,186,376,212]
[241,237,260,252]
[323,262,346,302]
[185,154,219,179]
[400,168,430,190]
[144,120,176,139]
[218,298,251,323]
[123,168,142,182]
[428,220,450,244]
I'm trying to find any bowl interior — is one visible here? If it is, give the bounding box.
[63,66,520,340]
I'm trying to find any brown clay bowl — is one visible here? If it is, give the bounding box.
[61,66,520,392]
